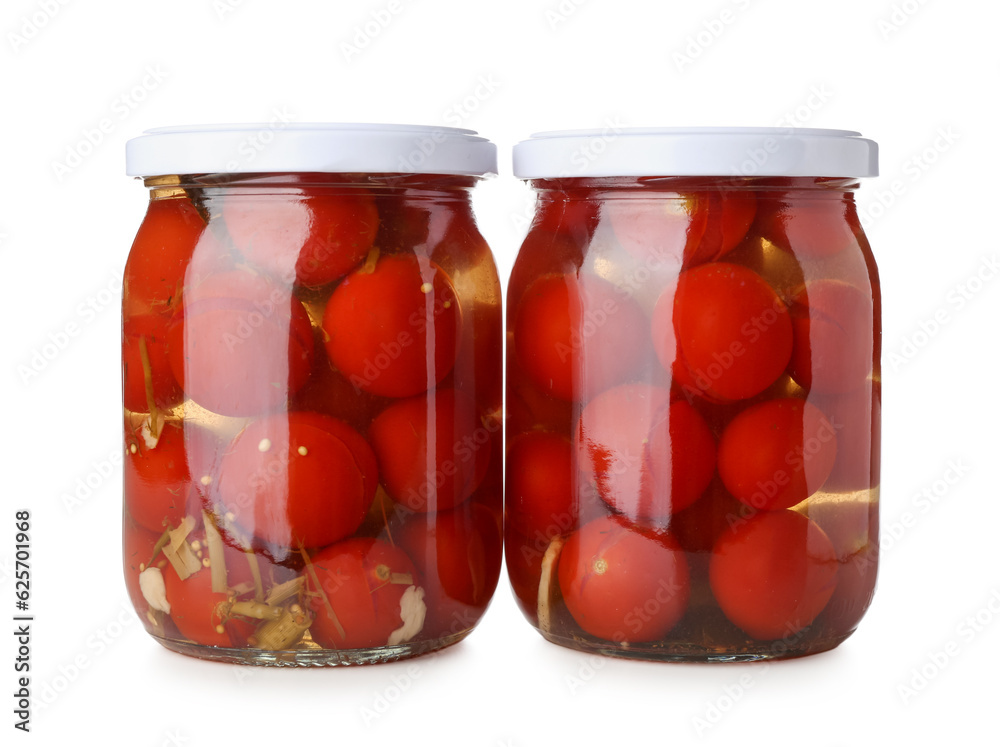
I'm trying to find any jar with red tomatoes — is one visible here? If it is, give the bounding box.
[122,124,502,665]
[507,128,880,661]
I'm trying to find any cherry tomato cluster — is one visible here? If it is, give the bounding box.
[122,176,502,658]
[507,179,879,658]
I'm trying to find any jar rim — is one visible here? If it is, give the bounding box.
[126,123,498,178]
[512,127,878,179]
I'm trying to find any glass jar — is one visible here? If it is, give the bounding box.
[507,128,880,661]
[122,124,502,666]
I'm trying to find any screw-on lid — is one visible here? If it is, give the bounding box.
[126,123,498,177]
[512,127,878,179]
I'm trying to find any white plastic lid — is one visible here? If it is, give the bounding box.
[512,127,878,179]
[126,123,498,177]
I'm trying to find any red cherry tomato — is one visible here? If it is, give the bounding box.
[307,538,421,649]
[122,314,183,412]
[710,509,838,640]
[797,494,878,636]
[718,398,838,511]
[181,422,227,502]
[533,192,601,239]
[124,196,205,316]
[507,230,587,315]
[163,566,232,647]
[322,254,461,398]
[124,421,193,533]
[506,432,577,540]
[661,263,792,401]
[813,386,880,492]
[224,192,379,287]
[575,384,669,520]
[167,269,315,416]
[217,412,374,549]
[291,329,391,433]
[430,219,503,409]
[395,502,501,607]
[606,189,755,267]
[669,479,752,554]
[723,233,805,306]
[817,542,877,636]
[507,369,574,436]
[283,411,380,507]
[451,293,503,409]
[373,190,432,252]
[393,502,502,636]
[789,279,874,393]
[606,193,704,266]
[646,400,717,517]
[514,273,647,402]
[697,190,757,264]
[756,193,861,259]
[558,516,690,642]
[370,389,492,513]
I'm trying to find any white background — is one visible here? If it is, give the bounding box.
[1,0,998,744]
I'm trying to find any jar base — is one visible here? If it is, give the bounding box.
[152,630,472,667]
[537,628,853,662]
